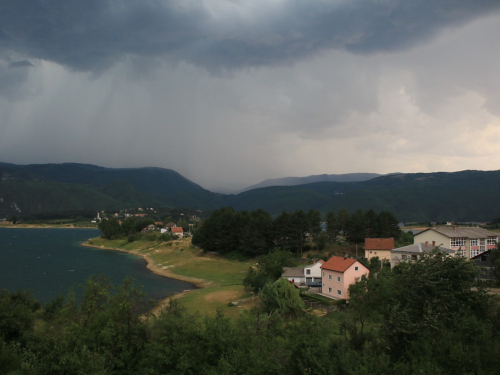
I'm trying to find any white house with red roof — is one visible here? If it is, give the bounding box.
[321,256,369,300]
[171,226,184,238]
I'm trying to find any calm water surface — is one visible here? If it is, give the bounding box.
[0,228,194,304]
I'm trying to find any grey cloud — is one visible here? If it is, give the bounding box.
[1,0,499,75]
[9,60,33,68]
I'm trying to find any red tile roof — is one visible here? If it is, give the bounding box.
[321,256,358,273]
[171,227,184,233]
[364,238,395,250]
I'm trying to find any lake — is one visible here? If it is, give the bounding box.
[0,228,194,304]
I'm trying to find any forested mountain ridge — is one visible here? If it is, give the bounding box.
[224,170,500,222]
[0,163,221,216]
[1,163,500,222]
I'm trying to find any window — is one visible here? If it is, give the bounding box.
[355,266,359,271]
[450,238,466,247]
[337,290,342,296]
[402,255,407,260]
[337,276,341,282]
[322,272,324,277]
[470,239,479,247]
[306,269,311,275]
[328,274,332,280]
[411,255,417,260]
[488,237,496,245]
[471,248,479,258]
[328,287,332,293]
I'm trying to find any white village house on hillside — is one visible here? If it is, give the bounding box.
[282,260,324,287]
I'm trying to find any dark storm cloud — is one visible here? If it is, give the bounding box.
[1,0,499,74]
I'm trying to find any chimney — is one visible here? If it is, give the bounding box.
[432,241,435,246]
[344,252,348,259]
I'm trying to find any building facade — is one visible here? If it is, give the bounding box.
[364,238,395,261]
[321,256,369,300]
[414,227,498,258]
[390,242,455,268]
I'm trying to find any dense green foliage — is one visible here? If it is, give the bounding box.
[192,207,401,255]
[260,278,305,315]
[1,252,499,374]
[243,249,297,293]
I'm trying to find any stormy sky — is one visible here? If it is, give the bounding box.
[1,1,500,190]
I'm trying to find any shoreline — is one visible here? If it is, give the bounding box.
[0,224,98,229]
[81,242,204,287]
[81,241,206,314]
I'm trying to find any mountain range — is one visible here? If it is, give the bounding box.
[1,162,499,222]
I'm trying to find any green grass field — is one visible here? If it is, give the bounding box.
[87,236,256,317]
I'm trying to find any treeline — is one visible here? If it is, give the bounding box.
[19,210,97,222]
[1,252,499,374]
[98,217,182,242]
[191,207,401,256]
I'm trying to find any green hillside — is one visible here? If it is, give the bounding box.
[224,170,500,221]
[1,163,500,222]
[0,163,222,217]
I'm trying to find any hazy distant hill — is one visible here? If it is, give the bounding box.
[242,173,382,192]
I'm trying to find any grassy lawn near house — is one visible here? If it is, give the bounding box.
[173,285,259,319]
[85,236,255,317]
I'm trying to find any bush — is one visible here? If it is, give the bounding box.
[145,233,157,241]
[260,278,305,315]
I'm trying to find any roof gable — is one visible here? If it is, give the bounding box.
[416,227,499,239]
[365,238,395,250]
[321,256,364,273]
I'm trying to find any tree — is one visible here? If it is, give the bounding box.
[346,209,366,244]
[337,208,350,237]
[98,218,122,239]
[307,209,322,250]
[260,278,305,316]
[191,207,241,254]
[243,249,297,293]
[325,211,339,246]
[377,210,401,239]
[239,209,274,256]
[379,250,492,360]
[490,242,500,285]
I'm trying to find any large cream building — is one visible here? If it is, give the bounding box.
[414,227,498,259]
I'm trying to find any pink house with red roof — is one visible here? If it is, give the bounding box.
[321,256,369,300]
